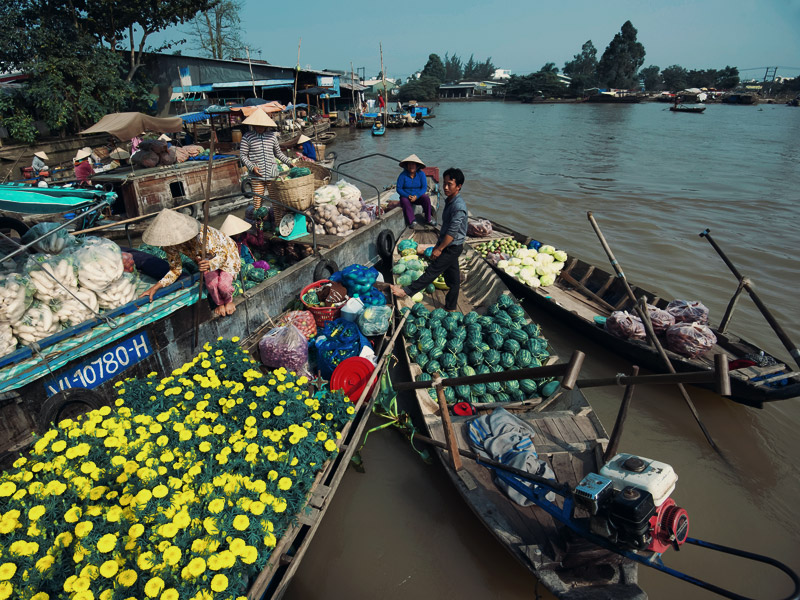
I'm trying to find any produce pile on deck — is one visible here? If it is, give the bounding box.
[391,239,446,296]
[402,294,556,405]
[0,337,356,599]
[310,181,374,236]
[475,238,568,288]
[605,300,718,358]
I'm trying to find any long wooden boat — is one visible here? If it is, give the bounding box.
[0,184,411,462]
[670,105,706,113]
[392,228,645,599]
[465,219,800,408]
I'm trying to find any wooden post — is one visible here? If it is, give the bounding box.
[603,366,639,462]
[380,42,387,127]
[434,377,462,472]
[718,277,748,334]
[193,126,215,348]
[292,39,301,127]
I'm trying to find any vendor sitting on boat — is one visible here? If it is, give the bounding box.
[295,134,317,161]
[140,209,241,318]
[31,151,49,176]
[396,154,434,228]
[219,214,256,264]
[73,148,94,188]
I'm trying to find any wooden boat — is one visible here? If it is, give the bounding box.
[392,228,645,599]
[670,105,706,113]
[465,219,800,408]
[371,123,385,136]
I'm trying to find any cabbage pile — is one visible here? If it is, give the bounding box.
[496,245,567,288]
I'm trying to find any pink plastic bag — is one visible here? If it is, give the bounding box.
[666,299,709,324]
[646,304,675,334]
[258,324,308,373]
[666,322,717,358]
[467,219,493,238]
[605,311,646,340]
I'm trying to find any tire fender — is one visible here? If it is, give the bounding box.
[38,388,105,430]
[377,229,395,265]
[313,258,338,281]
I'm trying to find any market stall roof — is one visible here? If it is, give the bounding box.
[283,103,309,111]
[229,102,285,116]
[299,87,332,96]
[178,111,209,124]
[80,112,183,141]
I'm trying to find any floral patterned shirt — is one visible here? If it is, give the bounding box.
[158,226,241,287]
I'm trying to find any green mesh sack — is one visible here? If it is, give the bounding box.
[288,166,312,178]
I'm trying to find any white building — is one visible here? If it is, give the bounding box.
[493,68,511,80]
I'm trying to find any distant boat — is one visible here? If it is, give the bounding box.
[372,123,385,136]
[721,94,756,105]
[586,91,641,104]
[670,104,706,114]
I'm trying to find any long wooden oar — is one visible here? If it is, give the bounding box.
[193,132,215,348]
[587,211,720,452]
[700,228,800,370]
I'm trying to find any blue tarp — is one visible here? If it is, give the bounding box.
[178,111,209,124]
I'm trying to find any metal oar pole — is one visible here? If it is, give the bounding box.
[700,228,800,369]
[587,211,720,453]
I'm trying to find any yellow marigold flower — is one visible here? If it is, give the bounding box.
[203,517,219,535]
[161,589,179,600]
[97,533,117,553]
[31,593,49,600]
[156,435,169,447]
[211,573,229,592]
[0,563,16,581]
[99,560,118,578]
[187,557,206,577]
[241,545,258,564]
[137,552,155,571]
[278,477,292,491]
[153,484,169,498]
[198,441,211,453]
[325,439,338,452]
[249,501,265,516]
[232,514,249,531]
[54,531,73,548]
[27,504,46,521]
[273,498,287,513]
[179,430,192,442]
[72,576,91,592]
[0,482,16,497]
[163,545,182,566]
[273,406,284,416]
[128,523,144,539]
[208,498,225,514]
[161,522,179,538]
[74,521,93,538]
[135,488,153,504]
[117,569,137,587]
[144,576,164,598]
[50,439,67,453]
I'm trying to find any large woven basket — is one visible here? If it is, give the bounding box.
[306,161,331,190]
[266,173,314,210]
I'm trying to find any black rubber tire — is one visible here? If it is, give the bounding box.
[0,216,29,238]
[38,388,104,430]
[176,202,198,220]
[313,259,338,281]
[241,177,254,198]
[377,229,395,265]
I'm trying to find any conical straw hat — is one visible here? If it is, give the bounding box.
[399,154,426,169]
[109,148,130,160]
[158,134,172,141]
[34,151,48,160]
[242,111,277,127]
[142,209,200,246]
[219,214,252,237]
[74,148,92,161]
[297,134,312,144]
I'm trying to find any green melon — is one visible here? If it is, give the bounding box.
[519,379,538,395]
[440,353,457,370]
[407,345,419,360]
[498,294,513,307]
[463,311,480,325]
[484,349,500,366]
[428,347,444,360]
[495,391,511,403]
[425,360,441,374]
[468,349,484,365]
[446,338,463,354]
[500,352,516,368]
[404,321,418,338]
[487,333,504,350]
[486,381,502,394]
[515,349,533,367]
[502,339,521,354]
[508,329,528,344]
[524,323,541,337]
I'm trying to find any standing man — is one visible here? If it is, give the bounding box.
[391,168,467,312]
[377,92,385,109]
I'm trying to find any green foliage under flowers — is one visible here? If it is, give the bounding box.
[0,337,355,600]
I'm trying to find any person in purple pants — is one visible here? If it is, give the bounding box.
[396,154,435,229]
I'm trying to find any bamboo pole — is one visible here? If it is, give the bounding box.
[350,61,356,126]
[193,128,215,348]
[246,47,257,99]
[603,366,638,461]
[380,43,387,127]
[292,39,301,129]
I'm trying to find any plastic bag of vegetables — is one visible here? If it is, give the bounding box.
[0,321,16,357]
[51,288,98,326]
[313,184,341,206]
[605,311,646,340]
[666,299,709,325]
[0,273,34,323]
[666,322,717,358]
[21,222,75,255]
[259,324,308,374]
[277,310,317,340]
[357,305,392,336]
[336,180,361,203]
[25,254,78,301]
[12,303,60,346]
[95,273,138,310]
[74,237,124,291]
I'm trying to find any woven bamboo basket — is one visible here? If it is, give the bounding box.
[306,162,332,190]
[265,173,314,210]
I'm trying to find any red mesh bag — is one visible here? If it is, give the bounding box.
[605,311,646,340]
[666,322,717,358]
[666,299,709,324]
[467,219,493,237]
[277,310,317,340]
[121,252,135,273]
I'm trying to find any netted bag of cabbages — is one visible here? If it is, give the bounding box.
[646,304,675,334]
[666,322,717,358]
[159,147,178,165]
[605,311,646,340]
[132,151,159,168]
[150,140,168,154]
[666,299,709,324]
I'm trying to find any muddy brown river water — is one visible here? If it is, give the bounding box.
[284,101,800,600]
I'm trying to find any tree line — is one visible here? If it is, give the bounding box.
[397,52,496,101]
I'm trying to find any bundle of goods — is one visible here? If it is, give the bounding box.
[645,303,675,334]
[0,273,34,323]
[301,280,349,327]
[240,262,267,289]
[95,272,138,310]
[259,324,309,374]
[277,310,317,340]
[131,139,180,168]
[493,244,567,288]
[74,237,124,291]
[174,144,205,163]
[605,311,647,340]
[402,295,554,405]
[25,254,78,301]
[312,203,353,236]
[467,219,493,238]
[666,299,709,325]
[315,318,370,379]
[121,251,135,273]
[666,322,717,358]
[12,303,60,346]
[311,183,371,236]
[52,288,98,326]
[335,265,379,298]
[359,286,386,306]
[0,320,15,356]
[357,305,392,336]
[21,222,75,255]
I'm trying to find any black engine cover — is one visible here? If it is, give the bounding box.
[608,486,656,549]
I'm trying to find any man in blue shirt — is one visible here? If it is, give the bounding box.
[391,168,468,312]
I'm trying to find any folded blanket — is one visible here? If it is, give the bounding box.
[467,407,556,506]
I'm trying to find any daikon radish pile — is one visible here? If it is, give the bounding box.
[74,237,124,291]
[0,273,34,323]
[96,273,137,309]
[52,289,99,326]
[0,321,16,356]
[24,256,78,302]
[12,303,60,346]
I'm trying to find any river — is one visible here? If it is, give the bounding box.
[284,101,800,600]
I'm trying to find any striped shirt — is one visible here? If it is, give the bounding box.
[240,130,293,180]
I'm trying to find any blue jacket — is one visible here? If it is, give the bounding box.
[396,169,427,198]
[301,141,317,161]
[439,193,468,246]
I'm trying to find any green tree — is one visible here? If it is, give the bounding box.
[715,66,739,89]
[640,65,661,91]
[462,54,477,80]
[563,40,598,93]
[540,62,559,74]
[186,0,253,60]
[421,53,446,83]
[398,77,439,102]
[661,65,688,91]
[597,20,646,88]
[444,52,462,82]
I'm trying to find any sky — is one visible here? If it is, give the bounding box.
[157,0,800,81]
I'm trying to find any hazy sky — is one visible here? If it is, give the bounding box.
[161,0,800,80]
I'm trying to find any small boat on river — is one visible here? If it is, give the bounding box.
[670,104,706,114]
[465,219,800,408]
[391,228,644,599]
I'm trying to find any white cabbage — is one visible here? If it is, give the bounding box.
[551,261,565,273]
[537,253,554,265]
[513,248,528,259]
[539,244,556,255]
[521,257,536,266]
[509,258,522,266]
[553,249,568,262]
[539,273,557,287]
[497,260,509,269]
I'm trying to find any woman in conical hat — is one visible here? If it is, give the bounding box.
[31,151,49,175]
[73,148,94,188]
[220,214,259,265]
[294,134,317,161]
[396,154,434,228]
[140,209,242,318]
[240,110,294,210]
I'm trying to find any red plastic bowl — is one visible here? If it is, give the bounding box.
[330,356,377,405]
